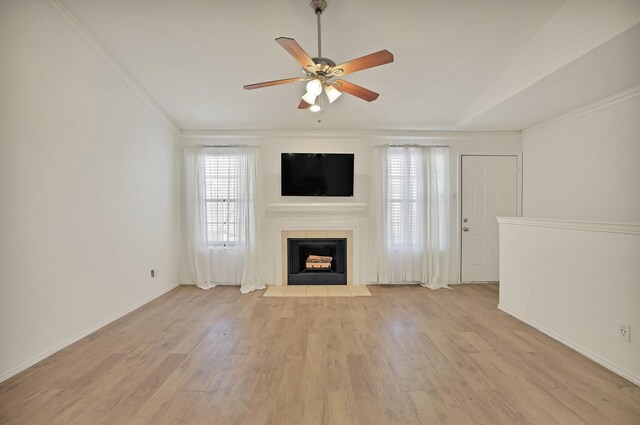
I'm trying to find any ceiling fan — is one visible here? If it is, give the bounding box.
[243,0,394,112]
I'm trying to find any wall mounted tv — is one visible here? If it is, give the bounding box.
[281,153,354,197]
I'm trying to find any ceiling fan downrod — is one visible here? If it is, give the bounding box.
[311,0,327,58]
[308,0,335,75]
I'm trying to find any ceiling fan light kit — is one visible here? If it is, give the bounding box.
[301,91,318,106]
[243,0,393,112]
[324,84,341,103]
[306,79,323,96]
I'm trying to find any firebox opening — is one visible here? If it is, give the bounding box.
[287,238,347,285]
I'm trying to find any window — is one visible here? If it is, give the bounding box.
[386,149,420,248]
[373,145,450,286]
[184,146,261,290]
[204,154,240,246]
[385,147,448,250]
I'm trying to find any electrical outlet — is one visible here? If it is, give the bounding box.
[619,324,631,342]
[150,269,155,278]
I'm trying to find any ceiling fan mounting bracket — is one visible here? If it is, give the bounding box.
[310,0,327,15]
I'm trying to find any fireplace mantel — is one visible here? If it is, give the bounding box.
[266,202,367,215]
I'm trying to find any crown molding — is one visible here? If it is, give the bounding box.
[180,129,521,141]
[46,0,179,134]
[497,216,640,235]
[522,85,640,137]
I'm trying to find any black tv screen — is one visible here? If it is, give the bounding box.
[281,153,354,196]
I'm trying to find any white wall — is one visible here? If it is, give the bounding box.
[498,219,640,385]
[0,0,179,381]
[462,0,640,126]
[180,131,522,285]
[498,89,640,384]
[522,91,640,222]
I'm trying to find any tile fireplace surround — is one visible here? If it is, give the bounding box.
[282,230,354,285]
[267,202,367,285]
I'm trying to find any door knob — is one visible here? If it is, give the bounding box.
[463,227,469,232]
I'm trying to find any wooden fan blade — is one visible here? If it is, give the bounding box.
[276,37,317,71]
[332,50,394,77]
[298,99,312,109]
[243,77,304,90]
[332,80,379,102]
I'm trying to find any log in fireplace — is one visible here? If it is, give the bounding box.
[287,238,347,285]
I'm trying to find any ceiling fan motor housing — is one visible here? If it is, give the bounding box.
[312,56,336,72]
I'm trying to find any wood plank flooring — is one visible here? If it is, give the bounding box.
[263,285,371,297]
[1,284,638,424]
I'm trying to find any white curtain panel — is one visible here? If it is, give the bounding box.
[183,146,264,293]
[371,145,450,288]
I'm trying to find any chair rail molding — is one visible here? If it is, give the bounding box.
[497,216,640,385]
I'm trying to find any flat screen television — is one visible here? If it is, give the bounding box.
[281,153,354,196]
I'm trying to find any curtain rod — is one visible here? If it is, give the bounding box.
[190,144,258,148]
[190,144,447,148]
[378,143,449,148]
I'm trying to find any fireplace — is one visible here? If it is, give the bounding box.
[287,238,347,285]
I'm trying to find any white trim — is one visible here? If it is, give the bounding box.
[496,216,640,235]
[523,85,640,136]
[0,283,180,384]
[180,129,521,141]
[498,304,640,386]
[45,0,179,134]
[267,202,368,215]
[457,152,523,283]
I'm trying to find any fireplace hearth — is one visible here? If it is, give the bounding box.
[287,238,347,285]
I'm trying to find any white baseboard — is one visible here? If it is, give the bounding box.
[498,304,640,386]
[0,283,180,384]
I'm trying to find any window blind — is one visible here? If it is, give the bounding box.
[204,154,240,245]
[386,149,419,248]
[385,147,448,250]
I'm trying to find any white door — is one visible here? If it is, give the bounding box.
[461,155,518,282]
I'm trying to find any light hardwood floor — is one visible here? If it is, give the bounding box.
[263,285,371,297]
[0,284,638,424]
